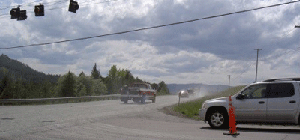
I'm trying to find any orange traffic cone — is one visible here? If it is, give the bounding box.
[223,96,239,136]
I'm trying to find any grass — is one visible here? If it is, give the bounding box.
[172,85,246,120]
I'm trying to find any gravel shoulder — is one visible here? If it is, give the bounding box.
[159,105,193,120]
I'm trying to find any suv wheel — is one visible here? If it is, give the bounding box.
[208,109,228,129]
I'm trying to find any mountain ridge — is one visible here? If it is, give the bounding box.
[0,54,60,83]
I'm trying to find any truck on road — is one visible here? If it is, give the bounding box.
[120,83,156,104]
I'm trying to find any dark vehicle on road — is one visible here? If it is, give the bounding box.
[120,82,156,104]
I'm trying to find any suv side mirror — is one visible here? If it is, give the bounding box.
[236,94,245,100]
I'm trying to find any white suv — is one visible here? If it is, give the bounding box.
[199,78,300,128]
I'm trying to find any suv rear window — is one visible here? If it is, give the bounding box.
[266,83,295,98]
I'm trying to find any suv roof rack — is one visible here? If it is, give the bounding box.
[263,78,300,82]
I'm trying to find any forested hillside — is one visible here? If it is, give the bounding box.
[0,55,169,99]
[0,54,60,83]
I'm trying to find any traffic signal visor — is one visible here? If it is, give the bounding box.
[34,4,44,16]
[17,10,27,20]
[10,7,20,19]
[69,0,79,13]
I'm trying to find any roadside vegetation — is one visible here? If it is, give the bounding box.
[0,54,170,100]
[171,85,246,120]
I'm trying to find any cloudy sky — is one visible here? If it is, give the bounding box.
[0,0,300,85]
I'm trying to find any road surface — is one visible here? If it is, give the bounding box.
[1,95,300,140]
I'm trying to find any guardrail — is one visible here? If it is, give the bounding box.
[0,94,121,106]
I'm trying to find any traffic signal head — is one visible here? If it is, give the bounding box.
[34,4,44,16]
[17,10,27,20]
[10,7,27,20]
[69,0,79,13]
[10,7,20,19]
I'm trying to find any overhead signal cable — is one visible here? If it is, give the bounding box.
[0,0,117,11]
[0,0,120,18]
[0,0,69,11]
[44,0,120,13]
[0,0,69,18]
[1,0,300,49]
[39,0,120,10]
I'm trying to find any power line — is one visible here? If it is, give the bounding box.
[230,47,300,85]
[1,0,300,50]
[230,27,299,84]
[231,62,255,82]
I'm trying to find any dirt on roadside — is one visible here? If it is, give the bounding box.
[159,104,200,121]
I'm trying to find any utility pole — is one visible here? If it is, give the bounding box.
[254,49,262,82]
[228,75,230,87]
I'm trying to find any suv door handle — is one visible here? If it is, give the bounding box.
[259,101,265,104]
[289,100,296,103]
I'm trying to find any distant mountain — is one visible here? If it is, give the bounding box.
[0,54,60,83]
[167,83,230,97]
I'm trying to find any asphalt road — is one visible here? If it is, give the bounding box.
[1,95,300,140]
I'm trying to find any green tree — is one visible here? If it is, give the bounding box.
[0,74,12,99]
[91,63,101,79]
[151,83,159,90]
[59,71,76,97]
[76,74,93,96]
[0,68,14,99]
[157,81,169,95]
[125,70,134,85]
[77,84,87,97]
[79,71,85,77]
[135,77,143,83]
[11,80,27,99]
[93,79,107,95]
[16,81,28,99]
[107,65,118,94]
[48,84,57,98]
[76,82,86,97]
[0,67,9,75]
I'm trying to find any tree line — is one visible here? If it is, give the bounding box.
[0,63,169,99]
